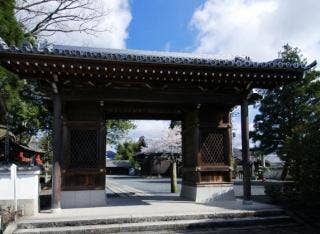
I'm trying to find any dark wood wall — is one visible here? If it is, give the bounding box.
[182,105,232,186]
[60,101,233,191]
[62,101,106,191]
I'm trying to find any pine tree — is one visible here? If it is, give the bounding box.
[251,44,320,182]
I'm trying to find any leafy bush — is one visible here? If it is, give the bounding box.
[264,181,296,203]
[285,122,320,207]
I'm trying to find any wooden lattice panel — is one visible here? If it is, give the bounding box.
[69,129,98,168]
[200,132,226,165]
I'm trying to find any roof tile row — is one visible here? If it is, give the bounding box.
[0,38,314,70]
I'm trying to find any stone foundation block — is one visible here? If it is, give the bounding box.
[61,190,106,208]
[180,184,235,203]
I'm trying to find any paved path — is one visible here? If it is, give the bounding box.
[106,175,266,198]
[106,178,151,197]
[106,176,181,197]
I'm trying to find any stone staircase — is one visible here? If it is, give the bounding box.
[13,209,301,233]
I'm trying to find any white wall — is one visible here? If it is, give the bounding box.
[0,164,40,215]
[0,173,13,200]
[0,167,40,200]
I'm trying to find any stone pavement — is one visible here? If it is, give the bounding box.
[106,177,151,197]
[106,175,266,199]
[14,176,315,233]
[28,175,277,221]
[21,197,283,224]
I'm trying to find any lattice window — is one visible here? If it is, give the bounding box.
[69,129,98,168]
[200,132,226,165]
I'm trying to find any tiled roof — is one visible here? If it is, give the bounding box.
[0,39,315,70]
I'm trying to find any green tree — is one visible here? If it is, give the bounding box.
[251,44,320,182]
[106,120,136,145]
[0,0,25,46]
[0,55,50,143]
[284,119,320,205]
[0,0,26,121]
[0,0,50,143]
[115,141,138,160]
[2,77,51,142]
[115,140,140,168]
[114,137,146,167]
[0,1,135,145]
[38,131,53,165]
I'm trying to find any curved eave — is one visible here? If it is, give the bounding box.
[0,50,306,89]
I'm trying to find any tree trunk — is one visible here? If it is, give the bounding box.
[280,160,289,180]
[51,93,62,211]
[171,161,177,193]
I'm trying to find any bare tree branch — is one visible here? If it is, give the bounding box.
[15,0,56,12]
[15,0,109,37]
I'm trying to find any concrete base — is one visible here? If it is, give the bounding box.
[61,190,106,208]
[180,184,235,203]
[50,208,62,214]
[243,199,253,205]
[0,199,38,216]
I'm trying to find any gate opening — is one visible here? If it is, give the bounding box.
[105,120,183,202]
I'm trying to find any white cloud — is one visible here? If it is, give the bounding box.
[191,0,320,62]
[164,41,172,51]
[232,106,257,149]
[107,120,171,151]
[126,120,171,142]
[191,0,320,150]
[46,0,132,49]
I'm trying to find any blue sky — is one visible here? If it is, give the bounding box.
[127,0,204,52]
[47,0,320,150]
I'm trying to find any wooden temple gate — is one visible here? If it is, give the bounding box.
[0,43,310,210]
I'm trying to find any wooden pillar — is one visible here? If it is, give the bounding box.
[51,93,62,211]
[180,105,235,202]
[59,101,106,208]
[241,99,252,203]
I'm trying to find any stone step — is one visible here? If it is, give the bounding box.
[16,209,285,229]
[119,223,304,234]
[14,215,296,234]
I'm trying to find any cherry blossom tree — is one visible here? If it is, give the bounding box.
[141,126,181,193]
